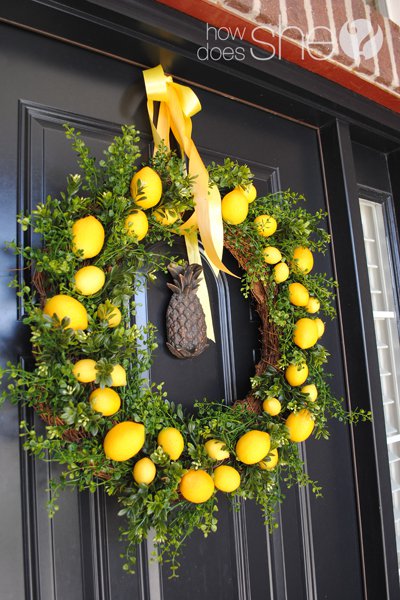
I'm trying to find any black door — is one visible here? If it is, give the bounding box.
[0,23,364,600]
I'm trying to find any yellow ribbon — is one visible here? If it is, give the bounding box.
[143,65,234,278]
[143,65,236,342]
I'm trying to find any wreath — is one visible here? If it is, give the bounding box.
[0,119,370,576]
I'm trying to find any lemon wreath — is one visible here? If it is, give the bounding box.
[0,124,369,576]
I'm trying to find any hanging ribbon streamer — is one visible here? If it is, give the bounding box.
[143,65,236,342]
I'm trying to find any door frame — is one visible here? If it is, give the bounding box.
[1,1,400,597]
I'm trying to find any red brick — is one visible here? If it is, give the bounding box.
[257,0,281,27]
[222,0,254,14]
[389,21,400,89]
[350,0,367,19]
[370,12,393,87]
[328,0,354,67]
[309,0,330,34]
[155,0,400,110]
[308,0,335,57]
[350,0,377,77]
[285,0,309,41]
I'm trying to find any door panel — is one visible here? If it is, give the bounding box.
[0,23,364,600]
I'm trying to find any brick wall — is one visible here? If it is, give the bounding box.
[156,0,400,113]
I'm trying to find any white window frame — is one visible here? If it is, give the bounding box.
[359,191,400,577]
[376,0,400,25]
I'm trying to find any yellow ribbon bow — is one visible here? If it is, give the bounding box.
[143,64,235,277]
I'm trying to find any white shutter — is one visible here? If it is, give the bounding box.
[360,198,400,576]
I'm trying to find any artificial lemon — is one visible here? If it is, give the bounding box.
[110,364,127,387]
[288,282,310,307]
[259,448,279,470]
[221,189,249,225]
[292,247,314,274]
[213,465,241,492]
[97,302,122,328]
[74,265,105,296]
[153,207,180,226]
[236,430,270,465]
[285,363,309,386]
[263,246,282,265]
[44,295,88,330]
[133,457,156,485]
[293,318,319,349]
[131,166,162,209]
[125,210,149,241]
[286,409,315,442]
[262,397,282,416]
[157,427,184,460]
[179,469,214,504]
[103,421,145,461]
[254,214,277,237]
[90,387,121,416]
[314,318,325,338]
[301,384,318,402]
[72,358,97,383]
[204,439,230,461]
[306,297,320,314]
[72,215,105,259]
[238,183,257,203]
[273,262,289,283]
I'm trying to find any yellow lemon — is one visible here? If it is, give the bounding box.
[285,363,309,386]
[125,210,148,241]
[72,358,97,383]
[301,384,318,402]
[90,387,121,416]
[263,246,282,265]
[236,430,270,465]
[238,183,257,203]
[254,214,277,237]
[262,397,282,416]
[74,266,105,296]
[153,207,180,225]
[221,189,249,225]
[72,216,105,259]
[157,427,184,460]
[44,295,88,330]
[213,465,241,492]
[306,297,320,314]
[288,282,310,307]
[107,306,122,327]
[293,318,319,349]
[259,448,279,470]
[133,457,156,485]
[273,262,289,283]
[97,303,122,328]
[110,364,127,387]
[292,247,314,274]
[179,469,215,504]
[103,421,145,461]
[286,409,315,442]
[314,318,325,338]
[131,166,162,209]
[204,439,230,461]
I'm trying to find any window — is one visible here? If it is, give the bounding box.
[360,196,400,577]
[366,0,400,25]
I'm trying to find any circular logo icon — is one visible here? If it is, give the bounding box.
[339,19,383,60]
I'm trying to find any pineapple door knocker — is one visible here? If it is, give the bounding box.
[166,262,209,359]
